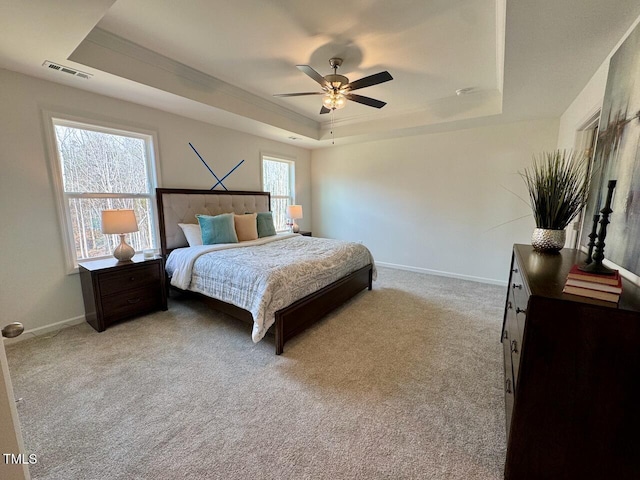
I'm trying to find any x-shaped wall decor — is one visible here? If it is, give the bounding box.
[189,142,245,190]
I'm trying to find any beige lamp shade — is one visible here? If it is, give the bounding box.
[286,205,303,220]
[101,209,138,234]
[286,205,303,233]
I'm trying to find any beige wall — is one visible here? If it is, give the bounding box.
[0,68,311,333]
[311,118,559,284]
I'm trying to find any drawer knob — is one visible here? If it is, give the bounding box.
[129,276,136,281]
[512,267,519,274]
[511,339,519,354]
[507,301,513,310]
[127,297,142,304]
[502,329,509,341]
[505,378,512,394]
[512,283,523,290]
[516,307,527,315]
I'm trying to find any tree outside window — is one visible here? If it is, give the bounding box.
[49,118,159,268]
[262,156,295,231]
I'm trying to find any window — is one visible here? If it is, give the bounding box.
[574,112,600,249]
[261,155,295,232]
[47,116,159,269]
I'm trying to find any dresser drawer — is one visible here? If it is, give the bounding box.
[510,269,529,312]
[98,264,161,296]
[505,301,522,389]
[515,307,527,353]
[101,286,162,322]
[504,369,515,435]
[502,317,515,434]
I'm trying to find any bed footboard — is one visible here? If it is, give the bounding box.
[274,264,373,355]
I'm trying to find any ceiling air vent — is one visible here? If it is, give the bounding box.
[42,61,92,80]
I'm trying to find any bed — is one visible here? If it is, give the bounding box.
[156,188,375,354]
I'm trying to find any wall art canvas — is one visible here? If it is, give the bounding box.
[580,23,640,277]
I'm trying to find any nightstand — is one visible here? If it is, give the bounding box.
[79,254,167,332]
[298,231,312,237]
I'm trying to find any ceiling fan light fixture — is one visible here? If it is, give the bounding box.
[275,58,393,115]
[325,74,349,89]
[323,92,347,110]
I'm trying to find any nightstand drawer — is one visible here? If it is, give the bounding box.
[101,286,162,322]
[99,264,161,296]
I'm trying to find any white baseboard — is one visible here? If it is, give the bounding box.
[2,315,86,346]
[376,261,508,287]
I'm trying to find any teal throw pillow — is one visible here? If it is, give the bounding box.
[196,213,238,245]
[256,212,277,238]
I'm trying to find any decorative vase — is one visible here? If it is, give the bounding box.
[531,228,566,252]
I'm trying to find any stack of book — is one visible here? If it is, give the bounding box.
[563,265,622,303]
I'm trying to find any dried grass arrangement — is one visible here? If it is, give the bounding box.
[521,150,591,231]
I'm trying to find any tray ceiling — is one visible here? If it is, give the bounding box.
[2,0,640,147]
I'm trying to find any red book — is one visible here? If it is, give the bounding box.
[567,264,620,286]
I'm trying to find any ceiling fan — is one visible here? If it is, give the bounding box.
[274,58,393,114]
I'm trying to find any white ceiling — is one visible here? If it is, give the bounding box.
[1,0,640,148]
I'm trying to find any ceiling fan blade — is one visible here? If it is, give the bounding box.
[344,71,393,91]
[297,65,330,88]
[345,93,387,109]
[320,106,331,114]
[273,92,324,97]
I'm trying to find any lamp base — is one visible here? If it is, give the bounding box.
[113,234,135,262]
[292,221,299,233]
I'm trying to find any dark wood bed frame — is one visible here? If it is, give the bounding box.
[156,188,373,354]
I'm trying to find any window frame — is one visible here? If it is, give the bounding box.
[260,153,296,232]
[43,111,161,273]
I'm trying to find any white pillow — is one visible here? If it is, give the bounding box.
[178,223,203,246]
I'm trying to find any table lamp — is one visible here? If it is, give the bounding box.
[286,205,303,233]
[101,209,138,262]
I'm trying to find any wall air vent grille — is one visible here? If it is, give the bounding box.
[42,61,92,79]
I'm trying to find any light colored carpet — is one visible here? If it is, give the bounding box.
[6,267,507,479]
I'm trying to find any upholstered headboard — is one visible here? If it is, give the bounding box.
[156,188,271,256]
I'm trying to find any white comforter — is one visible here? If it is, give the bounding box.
[165,233,376,343]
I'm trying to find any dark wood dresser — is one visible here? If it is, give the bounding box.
[79,255,167,332]
[502,244,640,479]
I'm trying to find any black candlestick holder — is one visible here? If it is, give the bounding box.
[579,180,617,275]
[584,214,599,264]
